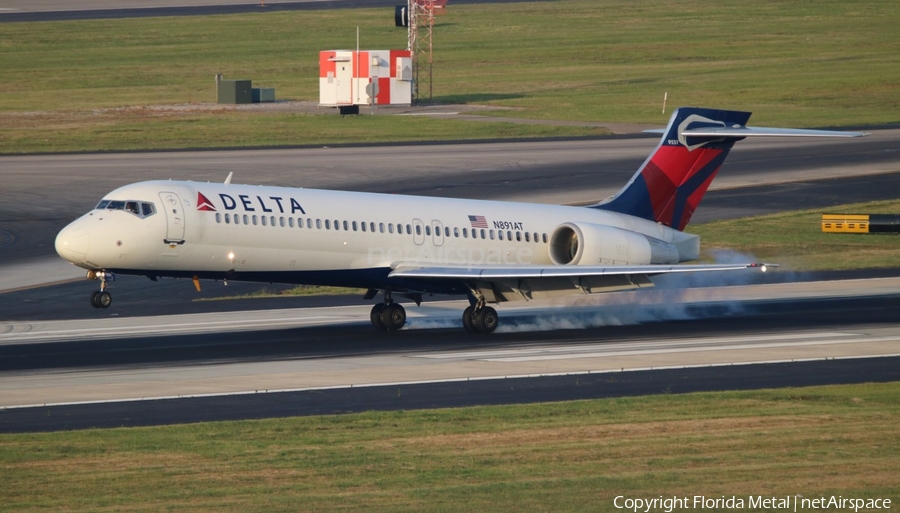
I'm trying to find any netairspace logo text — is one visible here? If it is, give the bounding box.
[614,495,893,513]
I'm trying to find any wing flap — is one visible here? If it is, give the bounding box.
[389,262,769,280]
[390,262,770,302]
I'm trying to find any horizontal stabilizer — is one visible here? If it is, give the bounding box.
[643,126,865,138]
[680,126,866,138]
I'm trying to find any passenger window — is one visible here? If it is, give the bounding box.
[525,232,530,242]
[454,227,459,238]
[481,229,486,239]
[343,220,349,231]
[325,220,331,229]
[216,213,222,223]
[316,219,321,229]
[253,215,258,225]
[234,215,240,225]
[516,231,521,242]
[271,216,276,227]
[261,216,267,226]
[389,224,394,234]
[425,226,431,236]
[498,231,504,241]
[288,218,294,228]
[353,221,358,231]
[507,231,512,241]
[307,219,313,229]
[371,222,376,232]
[225,213,231,224]
[280,217,285,227]
[490,230,495,240]
[243,215,249,225]
[542,233,548,243]
[416,225,422,236]
[380,223,385,233]
[361,222,367,232]
[445,227,450,237]
[463,228,468,238]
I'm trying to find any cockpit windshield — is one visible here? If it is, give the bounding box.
[94,199,157,219]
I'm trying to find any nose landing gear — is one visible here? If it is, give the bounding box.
[86,270,115,309]
[90,290,112,309]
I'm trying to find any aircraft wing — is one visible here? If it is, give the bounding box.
[389,262,770,302]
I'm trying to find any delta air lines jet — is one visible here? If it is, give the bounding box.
[55,108,863,333]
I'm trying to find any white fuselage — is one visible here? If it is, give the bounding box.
[55,180,699,286]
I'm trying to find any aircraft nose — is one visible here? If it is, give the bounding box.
[55,223,90,263]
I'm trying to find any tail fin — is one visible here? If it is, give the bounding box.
[591,107,865,230]
[591,107,750,230]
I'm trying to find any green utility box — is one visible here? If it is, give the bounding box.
[217,79,252,104]
[252,87,275,103]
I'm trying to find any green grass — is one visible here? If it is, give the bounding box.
[1,0,898,153]
[689,199,900,270]
[2,382,898,511]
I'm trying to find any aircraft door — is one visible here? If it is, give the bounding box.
[158,191,186,244]
[432,220,444,246]
[412,218,425,245]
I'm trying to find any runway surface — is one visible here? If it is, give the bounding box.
[1,128,898,432]
[3,276,900,432]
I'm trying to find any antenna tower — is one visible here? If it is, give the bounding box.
[408,0,446,104]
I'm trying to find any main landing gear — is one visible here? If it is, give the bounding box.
[87,269,114,309]
[462,305,498,334]
[370,291,406,331]
[367,289,499,333]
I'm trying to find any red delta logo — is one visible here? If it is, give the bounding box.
[197,192,217,212]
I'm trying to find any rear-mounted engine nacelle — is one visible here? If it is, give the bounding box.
[548,222,679,266]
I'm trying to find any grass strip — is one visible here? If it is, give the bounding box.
[689,199,900,270]
[1,382,897,511]
[1,0,898,153]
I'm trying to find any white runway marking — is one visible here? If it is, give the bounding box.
[414,332,856,360]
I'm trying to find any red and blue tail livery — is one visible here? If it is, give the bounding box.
[593,108,751,230]
[591,107,858,231]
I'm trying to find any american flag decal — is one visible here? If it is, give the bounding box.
[468,215,488,228]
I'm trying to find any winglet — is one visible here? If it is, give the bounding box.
[224,172,233,185]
